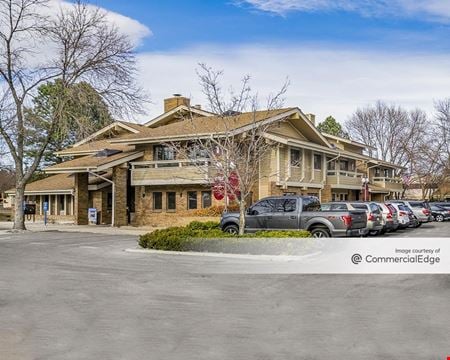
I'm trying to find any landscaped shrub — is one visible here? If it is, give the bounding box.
[191,205,240,216]
[138,221,311,255]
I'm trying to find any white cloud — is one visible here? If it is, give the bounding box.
[51,0,152,46]
[135,44,450,125]
[239,0,450,22]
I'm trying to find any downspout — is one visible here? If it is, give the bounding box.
[88,171,115,227]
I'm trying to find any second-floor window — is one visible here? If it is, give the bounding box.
[154,145,175,161]
[314,154,322,170]
[384,168,392,178]
[340,160,349,171]
[327,157,335,170]
[290,148,302,167]
[375,168,381,177]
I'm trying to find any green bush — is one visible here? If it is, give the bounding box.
[138,221,311,255]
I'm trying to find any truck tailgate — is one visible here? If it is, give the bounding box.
[349,210,367,229]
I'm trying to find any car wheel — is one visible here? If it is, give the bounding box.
[435,214,444,222]
[415,222,422,228]
[223,224,239,235]
[369,230,380,236]
[311,227,330,238]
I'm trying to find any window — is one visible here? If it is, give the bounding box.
[383,168,392,178]
[59,195,65,211]
[331,203,348,211]
[375,168,381,177]
[313,154,322,170]
[340,160,349,171]
[202,191,212,208]
[187,191,197,210]
[153,192,162,210]
[327,157,335,170]
[153,145,175,161]
[349,161,356,171]
[332,193,348,201]
[370,203,380,213]
[302,197,321,211]
[107,193,112,210]
[290,148,301,167]
[188,143,209,160]
[250,199,275,215]
[166,192,176,211]
[274,199,297,212]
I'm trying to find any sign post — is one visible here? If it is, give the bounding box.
[43,202,48,226]
[88,208,98,225]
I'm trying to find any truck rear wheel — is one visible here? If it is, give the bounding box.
[223,224,239,235]
[311,227,330,238]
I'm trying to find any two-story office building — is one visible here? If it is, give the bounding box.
[6,95,403,226]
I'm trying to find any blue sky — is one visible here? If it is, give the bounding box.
[91,0,450,53]
[83,0,450,123]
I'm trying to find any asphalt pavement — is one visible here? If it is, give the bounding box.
[0,228,449,359]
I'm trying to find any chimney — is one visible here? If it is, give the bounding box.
[164,94,190,112]
[305,113,316,125]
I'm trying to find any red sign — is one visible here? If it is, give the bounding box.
[212,172,240,201]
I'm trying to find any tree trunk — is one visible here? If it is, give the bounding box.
[13,185,26,230]
[238,200,246,236]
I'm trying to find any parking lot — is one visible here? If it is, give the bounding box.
[1,228,450,359]
[384,220,450,237]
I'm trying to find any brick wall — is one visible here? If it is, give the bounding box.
[113,166,128,227]
[74,173,89,225]
[134,185,224,226]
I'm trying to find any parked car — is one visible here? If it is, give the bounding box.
[220,196,368,238]
[375,202,399,233]
[429,204,450,222]
[388,203,410,229]
[432,202,450,211]
[390,200,432,223]
[348,202,384,235]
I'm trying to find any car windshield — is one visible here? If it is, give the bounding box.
[351,203,367,210]
[409,202,428,209]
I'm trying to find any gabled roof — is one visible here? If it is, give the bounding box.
[112,108,309,145]
[322,133,376,150]
[5,173,73,195]
[144,104,215,127]
[45,150,144,173]
[56,139,134,157]
[72,121,144,148]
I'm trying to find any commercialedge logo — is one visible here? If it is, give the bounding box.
[351,253,440,265]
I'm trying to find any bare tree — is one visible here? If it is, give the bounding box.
[0,0,146,230]
[346,101,450,199]
[170,64,289,235]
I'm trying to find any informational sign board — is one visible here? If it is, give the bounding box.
[88,208,98,224]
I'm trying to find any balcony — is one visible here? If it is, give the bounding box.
[372,176,403,191]
[327,170,364,189]
[131,159,212,186]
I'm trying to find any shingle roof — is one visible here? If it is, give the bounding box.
[46,150,142,172]
[56,139,133,156]
[112,108,296,143]
[5,173,73,194]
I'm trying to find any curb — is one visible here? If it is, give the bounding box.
[124,248,322,261]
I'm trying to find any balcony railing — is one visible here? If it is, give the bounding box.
[373,176,401,183]
[130,159,212,186]
[372,176,403,191]
[327,170,363,178]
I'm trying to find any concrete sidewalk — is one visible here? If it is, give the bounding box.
[0,220,154,236]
